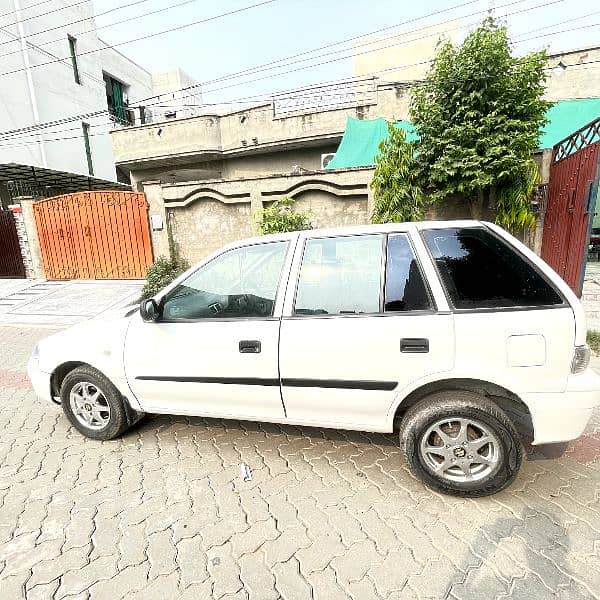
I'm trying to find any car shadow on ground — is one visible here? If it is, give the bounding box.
[124,411,568,463]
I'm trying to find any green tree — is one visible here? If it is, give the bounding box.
[255,197,312,234]
[371,124,425,223]
[410,16,550,230]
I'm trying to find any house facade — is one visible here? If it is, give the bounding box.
[0,0,202,187]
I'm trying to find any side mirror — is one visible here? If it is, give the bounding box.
[140,298,161,322]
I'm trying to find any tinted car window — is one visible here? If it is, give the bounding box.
[385,234,431,312]
[294,234,383,315]
[162,241,288,320]
[422,227,562,309]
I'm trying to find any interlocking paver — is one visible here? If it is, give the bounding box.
[0,324,599,599]
[239,550,278,600]
[175,535,209,587]
[273,557,313,600]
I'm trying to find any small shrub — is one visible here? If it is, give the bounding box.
[255,197,312,234]
[587,330,600,355]
[139,255,189,301]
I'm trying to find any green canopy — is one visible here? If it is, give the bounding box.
[539,98,600,149]
[326,98,600,170]
[325,117,417,170]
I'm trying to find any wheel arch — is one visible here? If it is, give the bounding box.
[391,377,534,441]
[50,361,143,424]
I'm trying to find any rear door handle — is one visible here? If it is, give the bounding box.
[239,340,261,353]
[400,338,429,353]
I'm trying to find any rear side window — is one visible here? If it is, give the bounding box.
[422,227,563,309]
[385,234,432,312]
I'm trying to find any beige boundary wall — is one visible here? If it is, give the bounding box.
[141,167,375,264]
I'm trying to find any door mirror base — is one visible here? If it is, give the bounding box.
[140,298,161,322]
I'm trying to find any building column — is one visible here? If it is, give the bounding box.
[367,185,376,223]
[250,191,264,234]
[141,180,169,260]
[17,196,45,279]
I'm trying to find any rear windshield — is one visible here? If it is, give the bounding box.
[422,227,563,309]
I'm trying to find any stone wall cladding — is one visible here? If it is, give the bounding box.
[8,205,33,278]
[171,200,254,263]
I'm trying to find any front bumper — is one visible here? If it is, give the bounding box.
[27,355,55,404]
[523,368,600,445]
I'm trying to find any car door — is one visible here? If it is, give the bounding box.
[279,229,454,432]
[124,238,293,420]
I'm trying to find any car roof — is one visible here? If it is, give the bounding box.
[228,220,487,248]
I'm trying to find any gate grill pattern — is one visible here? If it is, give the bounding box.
[0,210,26,278]
[541,119,600,295]
[33,191,153,280]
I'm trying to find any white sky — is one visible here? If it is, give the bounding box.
[91,0,599,103]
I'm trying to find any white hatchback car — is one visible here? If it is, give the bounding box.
[28,221,600,496]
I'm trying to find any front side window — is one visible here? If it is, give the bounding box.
[422,227,563,309]
[385,234,431,312]
[162,241,288,320]
[294,234,383,315]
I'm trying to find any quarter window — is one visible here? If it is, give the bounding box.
[385,234,431,312]
[294,234,383,315]
[162,241,288,320]
[422,227,563,309]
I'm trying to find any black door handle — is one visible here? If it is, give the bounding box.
[400,338,429,353]
[239,340,261,353]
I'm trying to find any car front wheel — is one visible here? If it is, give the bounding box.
[399,391,522,497]
[60,366,130,440]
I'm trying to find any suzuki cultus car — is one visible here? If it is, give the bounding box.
[28,221,600,496]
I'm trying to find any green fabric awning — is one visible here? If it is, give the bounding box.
[538,98,600,149]
[325,117,417,170]
[326,98,600,170]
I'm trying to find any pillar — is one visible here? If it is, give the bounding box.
[250,190,264,234]
[141,180,169,260]
[17,196,45,279]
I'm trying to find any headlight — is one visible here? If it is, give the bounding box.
[30,344,40,361]
[571,345,591,374]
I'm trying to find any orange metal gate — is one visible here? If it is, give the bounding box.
[33,191,153,280]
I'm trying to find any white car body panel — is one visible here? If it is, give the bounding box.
[27,220,600,445]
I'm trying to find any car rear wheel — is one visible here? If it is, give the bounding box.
[399,390,522,497]
[60,366,130,440]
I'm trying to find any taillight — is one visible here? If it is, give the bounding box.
[571,345,591,374]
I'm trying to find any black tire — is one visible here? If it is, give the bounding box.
[399,390,522,497]
[60,365,130,440]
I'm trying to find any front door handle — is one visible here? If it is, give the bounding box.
[400,338,429,353]
[239,340,261,353]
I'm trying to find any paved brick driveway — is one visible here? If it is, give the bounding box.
[1,326,599,600]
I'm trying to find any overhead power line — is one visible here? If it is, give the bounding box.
[189,0,565,101]
[0,0,59,20]
[126,0,544,106]
[0,0,280,78]
[0,0,92,28]
[2,0,204,59]
[3,55,599,149]
[0,5,596,143]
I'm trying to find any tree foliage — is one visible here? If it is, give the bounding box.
[410,16,550,230]
[255,197,312,234]
[371,124,425,223]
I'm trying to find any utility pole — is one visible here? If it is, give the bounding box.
[12,0,48,168]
